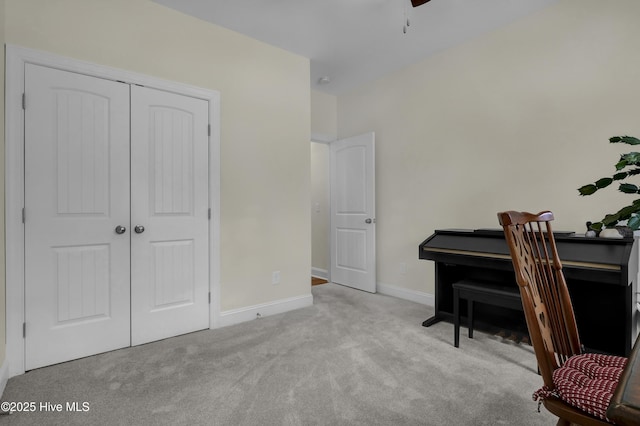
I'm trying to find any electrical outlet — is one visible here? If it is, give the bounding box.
[400,262,407,275]
[272,270,281,285]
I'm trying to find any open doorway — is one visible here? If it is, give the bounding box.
[310,133,376,291]
[310,141,330,286]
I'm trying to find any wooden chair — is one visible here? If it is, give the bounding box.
[497,211,627,426]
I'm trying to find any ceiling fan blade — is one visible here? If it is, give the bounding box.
[411,0,431,6]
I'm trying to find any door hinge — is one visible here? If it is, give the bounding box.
[208,208,211,220]
[22,93,26,110]
[208,292,211,304]
[208,124,211,137]
[23,322,26,338]
[22,207,25,224]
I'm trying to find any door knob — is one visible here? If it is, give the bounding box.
[365,218,373,224]
[115,225,126,234]
[134,225,145,234]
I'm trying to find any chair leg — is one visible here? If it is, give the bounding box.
[453,288,460,348]
[555,418,570,426]
[468,299,474,339]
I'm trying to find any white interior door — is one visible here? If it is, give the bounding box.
[130,86,210,345]
[330,132,376,293]
[24,64,131,370]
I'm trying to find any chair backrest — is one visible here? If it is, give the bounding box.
[497,211,582,390]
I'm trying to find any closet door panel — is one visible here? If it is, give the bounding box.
[130,85,210,345]
[24,64,131,370]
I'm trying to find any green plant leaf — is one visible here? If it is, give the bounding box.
[628,215,640,230]
[619,183,639,193]
[622,152,640,165]
[616,204,639,220]
[614,172,629,180]
[629,168,640,176]
[589,222,603,231]
[610,136,640,145]
[616,160,628,170]
[602,213,620,226]
[595,178,613,188]
[578,184,598,195]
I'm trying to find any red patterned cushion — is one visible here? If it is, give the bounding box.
[533,353,626,421]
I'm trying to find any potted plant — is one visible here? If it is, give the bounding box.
[578,135,640,232]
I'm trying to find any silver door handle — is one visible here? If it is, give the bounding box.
[115,225,126,234]
[134,225,145,234]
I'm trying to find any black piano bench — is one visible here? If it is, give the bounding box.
[452,280,523,348]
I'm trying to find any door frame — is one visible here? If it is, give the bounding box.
[5,44,221,377]
[310,135,334,283]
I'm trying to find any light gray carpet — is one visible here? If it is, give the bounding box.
[0,283,556,425]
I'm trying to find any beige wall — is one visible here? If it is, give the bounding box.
[4,0,311,319]
[337,0,640,295]
[0,0,6,365]
[311,90,338,139]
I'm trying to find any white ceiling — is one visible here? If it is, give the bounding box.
[153,0,559,95]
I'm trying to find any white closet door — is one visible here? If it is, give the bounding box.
[24,64,131,370]
[130,86,210,345]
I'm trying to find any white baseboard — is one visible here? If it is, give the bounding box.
[0,357,9,398]
[311,267,328,280]
[377,282,434,307]
[217,293,314,328]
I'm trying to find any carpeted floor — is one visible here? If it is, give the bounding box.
[0,283,555,425]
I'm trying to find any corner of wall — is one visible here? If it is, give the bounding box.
[310,90,337,138]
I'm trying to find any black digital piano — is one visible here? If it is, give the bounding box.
[419,229,639,356]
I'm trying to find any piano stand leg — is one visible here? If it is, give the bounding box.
[453,287,460,348]
[468,299,474,339]
[422,315,443,327]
